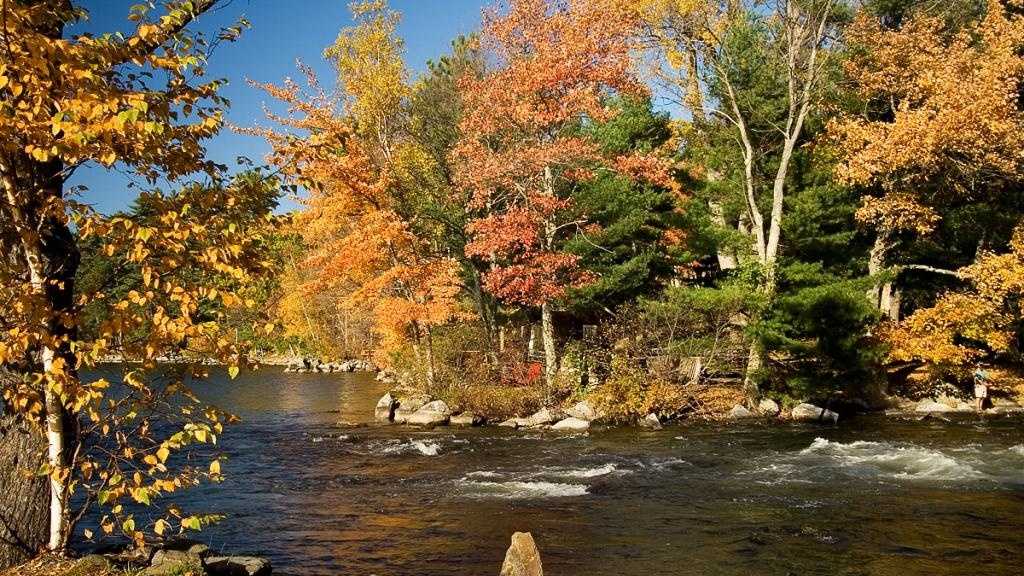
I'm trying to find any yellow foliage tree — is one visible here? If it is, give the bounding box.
[0,0,272,557]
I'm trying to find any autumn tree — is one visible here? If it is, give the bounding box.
[630,0,843,399]
[456,0,675,391]
[0,0,269,562]
[831,0,1024,373]
[250,34,463,388]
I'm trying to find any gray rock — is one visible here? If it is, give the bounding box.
[565,400,598,421]
[66,555,113,576]
[374,393,398,422]
[450,412,483,426]
[498,418,520,429]
[551,417,591,431]
[205,555,272,576]
[728,404,754,419]
[152,540,210,566]
[393,393,431,424]
[915,399,953,413]
[757,398,781,416]
[142,561,206,576]
[500,531,544,576]
[790,403,839,423]
[406,400,451,426]
[509,407,559,428]
[640,413,662,429]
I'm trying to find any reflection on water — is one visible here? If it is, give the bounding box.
[81,366,1024,576]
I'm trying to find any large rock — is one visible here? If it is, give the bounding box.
[450,412,484,427]
[393,393,431,424]
[727,404,754,419]
[406,400,452,426]
[551,417,591,431]
[499,532,543,576]
[374,393,398,422]
[915,399,953,413]
[565,400,598,421]
[758,398,781,417]
[640,413,662,430]
[145,540,209,576]
[505,407,560,428]
[151,540,210,566]
[66,555,113,576]
[206,555,272,576]
[790,403,839,424]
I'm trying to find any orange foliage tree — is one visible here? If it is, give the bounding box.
[249,63,463,386]
[831,0,1024,372]
[455,0,675,391]
[0,0,272,558]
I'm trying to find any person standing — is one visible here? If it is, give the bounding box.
[973,363,990,411]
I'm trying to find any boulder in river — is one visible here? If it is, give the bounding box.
[727,404,754,419]
[758,398,781,416]
[406,400,452,426]
[790,403,839,423]
[640,413,662,429]
[499,532,543,576]
[551,417,591,431]
[915,399,953,413]
[206,555,272,576]
[374,393,398,422]
[498,418,520,429]
[393,393,431,424]
[450,412,484,426]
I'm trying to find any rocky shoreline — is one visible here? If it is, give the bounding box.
[373,390,1024,431]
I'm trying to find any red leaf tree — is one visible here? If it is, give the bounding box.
[455,0,669,390]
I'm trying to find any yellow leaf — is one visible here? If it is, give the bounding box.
[227,365,239,379]
[209,460,221,475]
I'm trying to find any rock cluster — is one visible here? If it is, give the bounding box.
[284,358,375,373]
[72,539,272,576]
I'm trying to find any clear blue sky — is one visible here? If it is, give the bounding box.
[70,0,486,214]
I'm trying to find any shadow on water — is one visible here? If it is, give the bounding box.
[81,366,1024,576]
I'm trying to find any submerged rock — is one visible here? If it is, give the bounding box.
[640,413,662,429]
[758,398,781,416]
[499,532,543,576]
[551,417,591,431]
[450,412,484,426]
[206,555,272,576]
[790,403,839,424]
[406,400,452,426]
[915,399,953,413]
[374,393,398,422]
[728,404,754,419]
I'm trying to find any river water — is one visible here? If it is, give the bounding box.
[82,367,1024,576]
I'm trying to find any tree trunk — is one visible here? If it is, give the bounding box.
[0,381,50,571]
[540,302,557,396]
[423,326,437,391]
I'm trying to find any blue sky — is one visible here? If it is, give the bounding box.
[70,0,487,214]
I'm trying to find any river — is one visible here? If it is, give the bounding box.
[81,366,1024,576]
